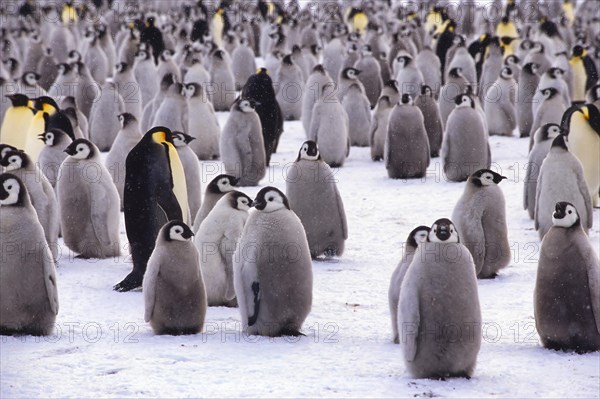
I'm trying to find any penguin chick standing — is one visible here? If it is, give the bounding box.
[535,202,600,353]
[535,135,593,240]
[399,218,482,379]
[452,169,511,279]
[309,83,350,167]
[388,225,430,344]
[370,96,393,161]
[234,187,313,336]
[192,174,239,234]
[301,65,333,136]
[105,113,142,209]
[286,141,348,258]
[442,94,490,182]
[220,98,266,187]
[194,191,252,307]
[485,66,517,136]
[209,49,236,111]
[342,83,372,147]
[275,54,304,121]
[416,85,443,157]
[172,132,202,220]
[57,139,121,259]
[517,62,541,138]
[1,150,59,260]
[385,94,430,179]
[38,129,72,188]
[0,173,58,336]
[144,220,207,335]
[183,82,221,160]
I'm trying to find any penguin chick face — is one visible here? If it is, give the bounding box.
[1,151,28,171]
[118,113,136,128]
[172,132,195,147]
[40,130,56,146]
[541,87,558,100]
[448,67,463,79]
[0,174,24,206]
[551,134,569,151]
[230,191,253,211]
[237,99,259,113]
[183,83,201,98]
[547,67,564,79]
[395,55,411,68]
[552,202,580,228]
[57,63,71,76]
[165,221,194,242]
[428,218,459,243]
[254,187,289,212]
[23,71,40,86]
[500,66,513,79]
[210,175,238,193]
[0,145,17,160]
[135,49,149,61]
[470,169,507,187]
[505,54,520,65]
[541,123,562,141]
[115,62,128,74]
[407,225,431,249]
[400,93,413,105]
[343,68,360,80]
[67,49,81,63]
[454,94,474,108]
[297,140,320,161]
[64,139,94,160]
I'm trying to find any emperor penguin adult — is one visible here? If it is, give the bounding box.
[354,44,383,108]
[569,45,599,104]
[0,94,33,149]
[1,150,59,260]
[517,62,541,138]
[523,123,563,220]
[416,85,443,157]
[105,113,142,209]
[38,128,72,188]
[535,202,600,353]
[301,65,334,136]
[57,139,121,259]
[388,225,430,344]
[442,94,491,182]
[393,52,424,100]
[286,141,348,258]
[452,169,511,279]
[241,68,284,166]
[485,66,517,136]
[342,83,372,147]
[561,103,600,207]
[209,49,236,112]
[535,135,593,240]
[398,218,482,379]
[143,220,207,335]
[220,98,266,187]
[194,191,252,307]
[370,96,393,161]
[309,83,350,168]
[192,174,239,234]
[385,94,430,179]
[233,187,313,337]
[183,82,221,160]
[0,173,58,336]
[172,132,202,221]
[530,88,569,150]
[275,54,304,121]
[115,127,189,292]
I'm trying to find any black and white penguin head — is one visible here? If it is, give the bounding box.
[183,82,202,98]
[237,98,259,113]
[407,225,431,249]
[400,93,413,106]
[0,144,17,161]
[118,113,137,129]
[6,93,29,107]
[346,43,358,54]
[172,131,196,148]
[64,139,95,160]
[531,41,545,54]
[57,63,71,76]
[0,150,28,172]
[421,85,433,97]
[115,62,128,74]
[164,220,194,242]
[282,54,294,66]
[428,218,459,243]
[135,49,150,61]
[253,186,290,212]
[229,191,253,211]
[39,129,68,147]
[160,49,174,62]
[504,55,519,66]
[312,64,326,75]
[500,66,513,79]
[342,67,361,80]
[361,44,372,56]
[83,26,96,41]
[540,87,559,100]
[385,80,399,93]
[470,169,507,187]
[523,62,539,75]
[550,134,569,151]
[547,67,564,79]
[454,94,474,108]
[297,140,320,161]
[23,71,40,86]
[67,49,81,63]
[572,45,585,58]
[212,49,225,61]
[540,123,563,141]
[0,173,26,207]
[395,54,412,69]
[448,67,463,79]
[209,174,238,194]
[551,202,580,228]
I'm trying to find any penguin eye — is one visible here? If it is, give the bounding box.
[7,185,12,190]
[568,210,572,214]
[268,196,273,201]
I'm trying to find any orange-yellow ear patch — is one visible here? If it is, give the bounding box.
[152,131,167,143]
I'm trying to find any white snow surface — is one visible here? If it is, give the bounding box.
[1,114,599,398]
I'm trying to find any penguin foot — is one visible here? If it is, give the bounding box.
[279,328,306,337]
[113,272,143,292]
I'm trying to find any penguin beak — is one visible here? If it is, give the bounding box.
[38,133,46,142]
[231,177,240,186]
[248,200,254,208]
[64,145,77,156]
[436,225,450,241]
[552,203,566,219]
[181,229,194,240]
[253,197,266,211]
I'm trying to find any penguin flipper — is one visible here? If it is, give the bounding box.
[157,188,184,221]
[399,287,420,362]
[534,172,543,231]
[90,184,115,248]
[43,246,59,315]
[240,248,260,327]
[334,184,348,240]
[143,252,161,322]
[585,253,600,334]
[574,170,594,229]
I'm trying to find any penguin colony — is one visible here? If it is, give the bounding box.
[0,0,599,381]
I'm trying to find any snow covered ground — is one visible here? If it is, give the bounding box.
[1,113,599,398]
